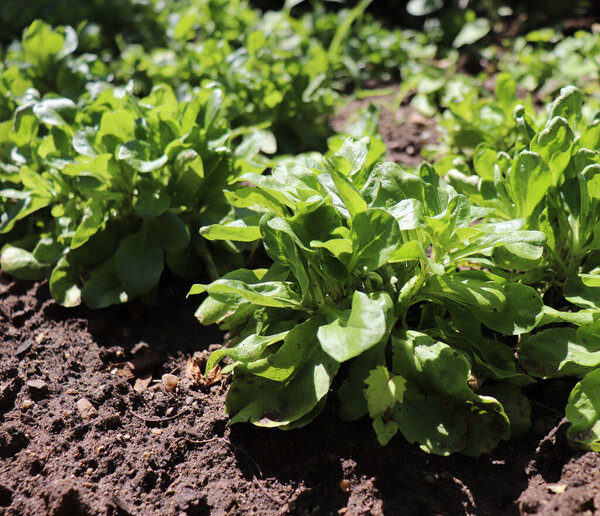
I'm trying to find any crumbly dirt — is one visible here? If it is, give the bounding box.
[1,272,599,516]
[331,93,438,168]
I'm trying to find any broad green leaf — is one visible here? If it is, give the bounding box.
[49,255,81,307]
[153,213,191,252]
[473,283,543,335]
[363,366,406,419]
[530,117,573,185]
[318,291,393,362]
[580,272,600,288]
[392,391,467,455]
[388,240,424,262]
[549,86,582,128]
[32,237,64,264]
[134,189,171,217]
[0,246,49,280]
[509,151,552,218]
[519,327,600,378]
[71,202,104,249]
[201,219,261,242]
[422,274,506,313]
[226,340,339,428]
[327,167,367,218]
[206,331,289,374]
[372,418,399,446]
[481,384,532,438]
[388,199,426,230]
[452,18,490,48]
[566,368,600,451]
[33,98,76,127]
[244,318,323,381]
[81,258,128,309]
[115,231,164,296]
[190,279,301,308]
[565,275,600,310]
[349,209,400,270]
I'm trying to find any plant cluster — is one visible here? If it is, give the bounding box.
[193,85,600,455]
[3,0,600,456]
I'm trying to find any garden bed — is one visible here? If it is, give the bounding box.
[1,272,599,515]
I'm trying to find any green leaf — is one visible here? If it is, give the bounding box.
[81,258,128,309]
[226,335,339,428]
[388,199,426,230]
[153,213,191,252]
[473,283,543,335]
[317,291,394,362]
[422,274,506,313]
[519,327,600,378]
[32,237,64,264]
[33,98,76,127]
[206,331,289,375]
[549,86,582,128]
[201,219,261,242]
[71,202,104,249]
[115,231,164,296]
[0,246,49,280]
[363,366,406,419]
[565,275,600,310]
[349,209,400,270]
[530,117,573,185]
[372,418,399,446]
[190,279,302,308]
[566,368,600,451]
[509,151,552,218]
[388,240,425,262]
[406,0,443,16]
[134,188,171,217]
[453,18,490,48]
[49,255,81,307]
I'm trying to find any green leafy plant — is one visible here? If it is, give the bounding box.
[0,79,268,307]
[191,137,547,455]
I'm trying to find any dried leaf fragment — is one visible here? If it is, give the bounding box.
[185,355,222,387]
[133,373,153,392]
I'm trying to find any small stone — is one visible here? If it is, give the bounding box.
[548,484,567,494]
[76,398,98,420]
[150,428,163,436]
[339,479,351,493]
[27,380,49,400]
[22,400,34,410]
[162,374,179,392]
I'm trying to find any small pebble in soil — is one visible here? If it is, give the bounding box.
[339,479,351,493]
[76,398,98,420]
[162,374,178,392]
[21,399,34,410]
[27,379,49,400]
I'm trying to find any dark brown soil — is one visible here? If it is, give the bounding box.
[1,272,600,516]
[331,94,438,168]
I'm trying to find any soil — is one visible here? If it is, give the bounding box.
[2,97,600,516]
[331,95,438,169]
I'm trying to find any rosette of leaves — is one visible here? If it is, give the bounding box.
[115,6,337,154]
[442,85,600,449]
[191,137,546,456]
[447,86,600,286]
[1,20,108,100]
[0,82,268,308]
